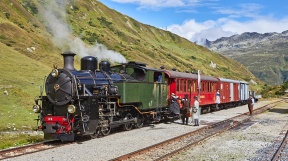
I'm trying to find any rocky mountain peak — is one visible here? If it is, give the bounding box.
[203,30,288,85]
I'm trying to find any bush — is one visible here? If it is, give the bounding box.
[21,1,38,15]
[4,12,10,19]
[97,16,112,28]
[191,56,196,60]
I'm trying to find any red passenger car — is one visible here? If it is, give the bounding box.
[164,70,219,111]
[217,78,240,108]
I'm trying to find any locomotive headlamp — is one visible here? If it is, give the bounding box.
[51,69,59,77]
[32,105,41,113]
[67,105,76,114]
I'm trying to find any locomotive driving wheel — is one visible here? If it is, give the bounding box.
[90,127,100,139]
[123,113,133,131]
[135,113,144,128]
[100,120,111,136]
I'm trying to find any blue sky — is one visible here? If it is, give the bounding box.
[99,0,288,44]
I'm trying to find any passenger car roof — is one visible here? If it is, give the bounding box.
[164,70,218,81]
[219,78,241,83]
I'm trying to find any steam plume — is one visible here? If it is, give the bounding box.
[39,0,127,63]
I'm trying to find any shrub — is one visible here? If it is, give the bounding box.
[191,56,196,60]
[21,1,38,15]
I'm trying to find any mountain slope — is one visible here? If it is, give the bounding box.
[206,31,288,85]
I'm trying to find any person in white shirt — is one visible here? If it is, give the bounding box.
[192,96,200,126]
[215,89,220,110]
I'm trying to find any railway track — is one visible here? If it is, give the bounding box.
[111,100,284,161]
[272,121,288,161]
[0,140,65,160]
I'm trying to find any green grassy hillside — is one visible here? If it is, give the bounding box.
[0,41,50,129]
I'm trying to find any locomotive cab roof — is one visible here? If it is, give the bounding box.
[111,61,165,83]
[126,61,146,67]
[112,61,164,72]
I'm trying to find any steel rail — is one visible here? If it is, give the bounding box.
[271,122,288,161]
[0,140,62,160]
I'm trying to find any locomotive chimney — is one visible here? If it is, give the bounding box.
[61,51,76,70]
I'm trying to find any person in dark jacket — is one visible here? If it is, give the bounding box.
[247,95,254,115]
[181,94,191,125]
[169,93,180,116]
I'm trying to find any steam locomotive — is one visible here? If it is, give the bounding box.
[33,51,249,141]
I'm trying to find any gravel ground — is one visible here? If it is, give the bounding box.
[4,99,281,161]
[169,100,288,161]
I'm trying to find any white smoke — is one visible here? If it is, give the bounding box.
[39,0,127,63]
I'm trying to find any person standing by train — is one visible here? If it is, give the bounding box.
[215,89,220,110]
[169,93,180,117]
[192,96,200,126]
[181,94,191,125]
[247,95,254,115]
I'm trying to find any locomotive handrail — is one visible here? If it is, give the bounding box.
[74,75,86,132]
[116,98,158,117]
[87,71,96,85]
[102,70,113,86]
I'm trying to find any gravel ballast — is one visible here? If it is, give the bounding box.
[169,100,288,161]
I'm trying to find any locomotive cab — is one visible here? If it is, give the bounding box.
[110,62,169,121]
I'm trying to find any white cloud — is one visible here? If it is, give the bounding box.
[192,27,235,44]
[214,3,264,19]
[167,19,210,41]
[221,18,288,34]
[167,17,288,43]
